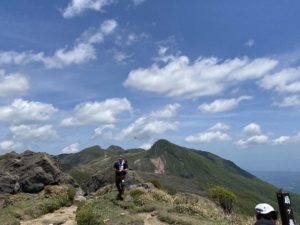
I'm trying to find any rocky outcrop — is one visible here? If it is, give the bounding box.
[86,167,144,195]
[0,151,78,194]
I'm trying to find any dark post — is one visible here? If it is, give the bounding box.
[277,188,295,225]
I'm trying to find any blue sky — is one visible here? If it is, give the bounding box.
[1,0,300,172]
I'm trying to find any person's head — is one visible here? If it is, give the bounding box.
[118,157,123,163]
[255,203,278,223]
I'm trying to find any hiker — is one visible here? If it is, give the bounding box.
[114,157,128,198]
[254,203,278,225]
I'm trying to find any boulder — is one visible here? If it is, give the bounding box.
[0,151,78,194]
[86,167,144,195]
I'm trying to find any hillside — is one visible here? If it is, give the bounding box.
[57,139,300,218]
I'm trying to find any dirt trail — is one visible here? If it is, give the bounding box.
[19,205,168,225]
[20,205,77,225]
[137,213,168,225]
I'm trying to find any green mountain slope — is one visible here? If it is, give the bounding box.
[58,145,105,166]
[57,139,300,218]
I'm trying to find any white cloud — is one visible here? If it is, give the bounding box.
[272,136,290,145]
[272,132,300,145]
[61,98,132,126]
[0,140,22,151]
[139,142,152,150]
[62,0,116,18]
[0,20,117,69]
[61,143,80,154]
[235,135,269,148]
[102,103,179,141]
[124,55,277,100]
[92,124,115,139]
[158,46,168,55]
[273,95,300,107]
[258,67,300,93]
[112,117,178,141]
[0,99,58,125]
[242,123,261,136]
[245,39,254,47]
[198,96,253,113]
[112,51,133,63]
[0,70,29,98]
[131,0,146,5]
[149,103,180,119]
[208,122,230,132]
[10,125,59,142]
[185,131,231,143]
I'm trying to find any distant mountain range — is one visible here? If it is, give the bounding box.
[58,139,300,217]
[250,171,300,195]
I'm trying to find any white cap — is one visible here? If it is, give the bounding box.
[255,203,276,215]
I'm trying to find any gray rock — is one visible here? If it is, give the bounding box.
[86,167,144,195]
[0,151,79,194]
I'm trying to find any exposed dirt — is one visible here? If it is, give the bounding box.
[150,157,165,174]
[20,205,77,225]
[136,213,168,225]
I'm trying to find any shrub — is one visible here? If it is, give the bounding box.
[173,193,199,206]
[130,188,153,205]
[76,207,99,225]
[148,179,164,190]
[209,186,237,213]
[149,189,173,204]
[3,193,30,208]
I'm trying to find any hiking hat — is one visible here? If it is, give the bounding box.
[255,203,276,215]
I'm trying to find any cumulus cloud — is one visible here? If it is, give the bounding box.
[124,55,277,100]
[235,135,269,148]
[149,103,180,119]
[185,131,231,143]
[0,20,117,69]
[62,0,116,18]
[208,122,230,132]
[241,123,261,137]
[273,95,300,107]
[0,70,29,98]
[198,96,253,113]
[10,125,59,142]
[0,99,58,125]
[61,143,80,154]
[258,67,300,93]
[272,132,300,145]
[99,103,180,141]
[272,136,290,145]
[113,118,178,141]
[61,98,132,126]
[0,140,22,151]
[139,142,152,150]
[92,124,115,139]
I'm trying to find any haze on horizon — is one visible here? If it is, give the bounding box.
[0,0,300,172]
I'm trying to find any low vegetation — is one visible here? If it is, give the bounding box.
[76,184,257,225]
[0,185,76,225]
[209,186,237,213]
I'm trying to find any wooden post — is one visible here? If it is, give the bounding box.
[277,188,295,225]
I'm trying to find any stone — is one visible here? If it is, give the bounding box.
[0,151,79,195]
[86,167,144,195]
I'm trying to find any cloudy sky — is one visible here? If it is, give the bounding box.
[1,0,300,171]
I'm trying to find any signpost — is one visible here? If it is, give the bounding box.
[277,189,295,225]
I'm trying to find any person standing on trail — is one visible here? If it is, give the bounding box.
[114,157,128,198]
[254,203,278,225]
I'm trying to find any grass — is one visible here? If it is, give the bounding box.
[0,185,76,225]
[75,184,259,225]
